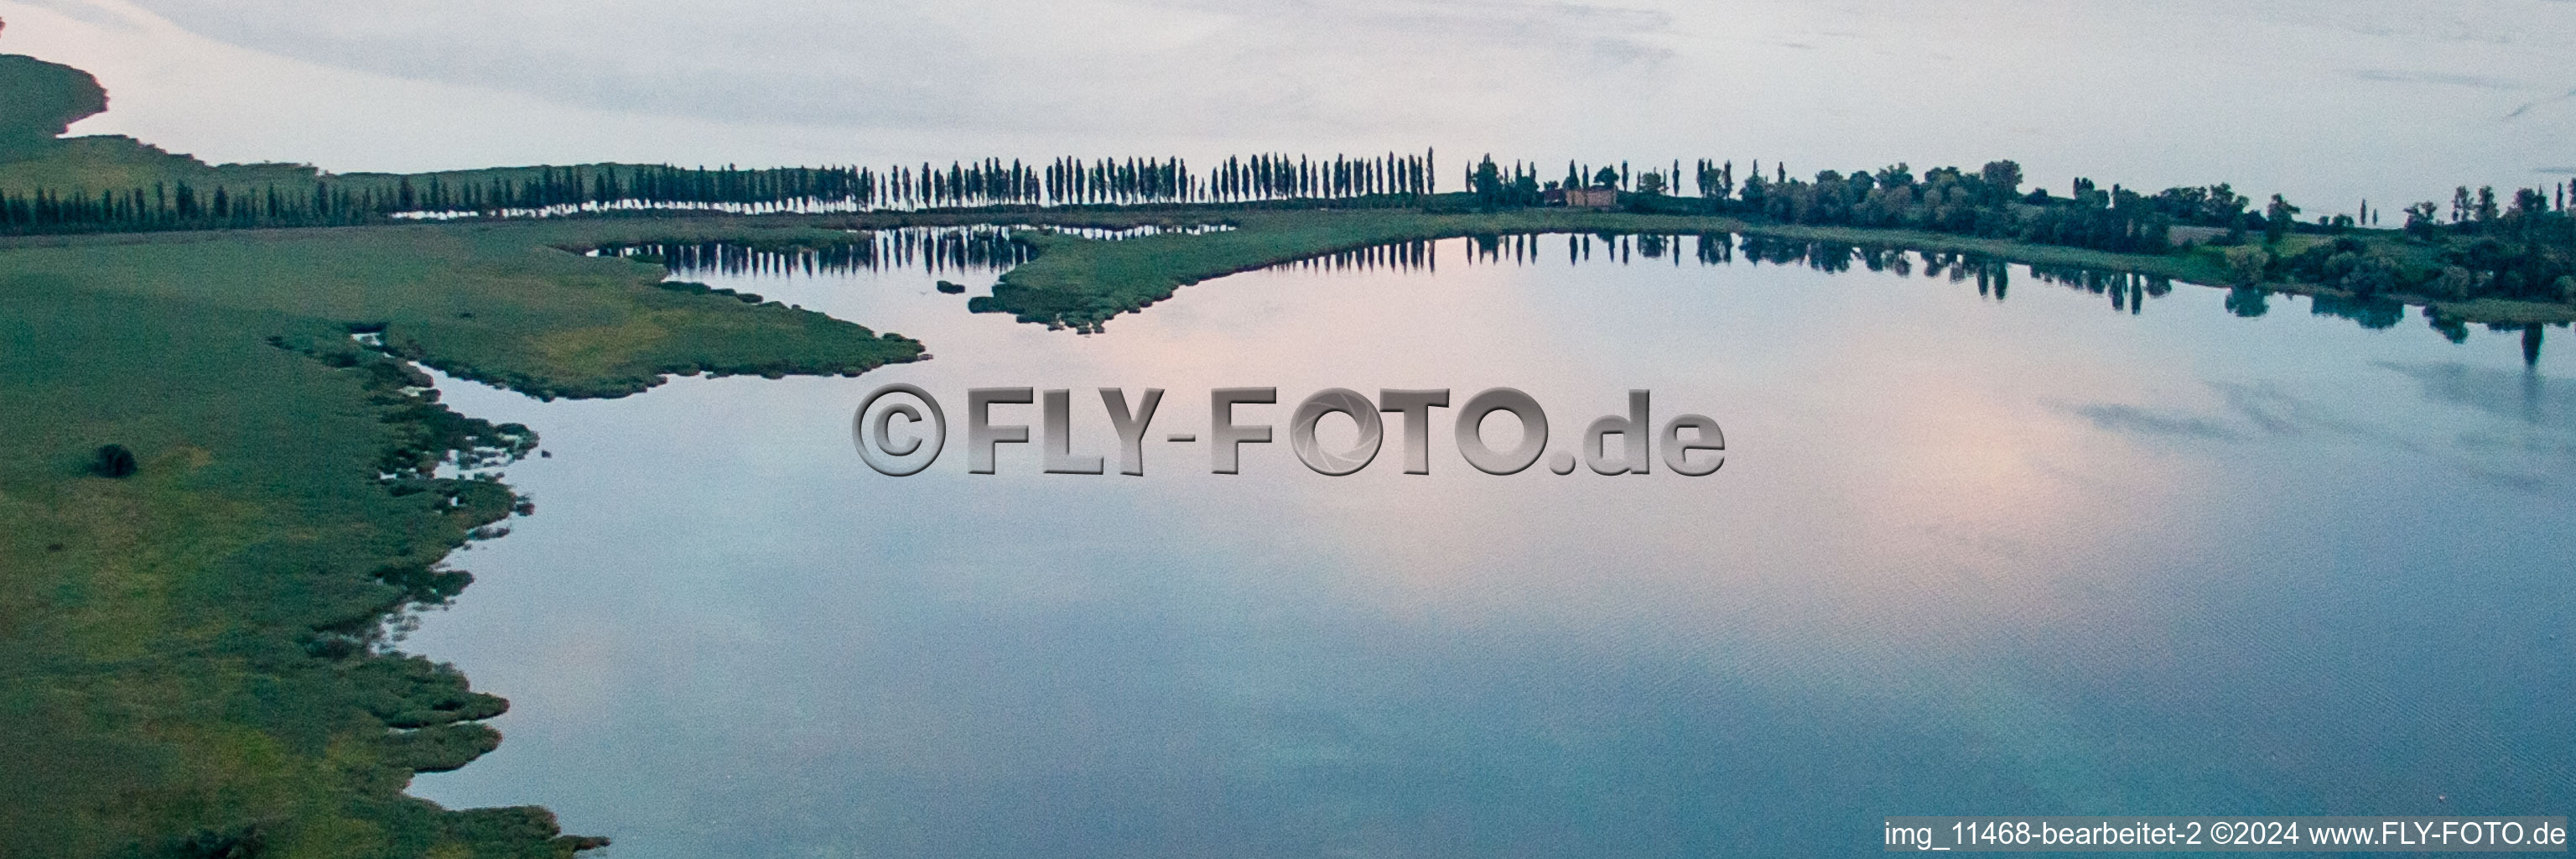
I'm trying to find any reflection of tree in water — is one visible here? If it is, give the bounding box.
[1696,234,1733,265]
[2027,265,2173,315]
[1272,232,1748,273]
[592,224,1225,278]
[626,225,2564,363]
[1273,239,1438,273]
[2227,286,2271,318]
[2226,284,2557,363]
[2372,360,2573,429]
[1302,232,2563,358]
[2308,292,2407,331]
[598,230,1031,277]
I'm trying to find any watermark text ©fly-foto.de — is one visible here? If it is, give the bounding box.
[853,385,1725,477]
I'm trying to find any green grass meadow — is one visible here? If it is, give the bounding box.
[0,221,919,857]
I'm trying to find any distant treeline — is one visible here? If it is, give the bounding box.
[2362,185,2576,303]
[3,146,2569,305]
[1453,154,2574,305]
[0,151,1441,233]
[0,164,874,232]
[1463,154,2248,254]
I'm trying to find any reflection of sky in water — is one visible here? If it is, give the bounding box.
[406,240,2573,858]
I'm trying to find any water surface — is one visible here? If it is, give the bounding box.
[408,234,2574,857]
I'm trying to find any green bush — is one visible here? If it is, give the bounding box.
[92,443,137,478]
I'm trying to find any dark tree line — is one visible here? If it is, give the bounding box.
[0,180,390,232]
[1464,155,1546,206]
[1505,155,2569,305]
[0,149,1446,234]
[898,159,1041,207]
[0,164,883,232]
[2363,181,2576,303]
[1202,151,1434,203]
[1719,161,2200,254]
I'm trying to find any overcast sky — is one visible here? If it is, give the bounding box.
[3,0,2571,208]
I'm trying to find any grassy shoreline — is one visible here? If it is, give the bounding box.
[0,219,919,857]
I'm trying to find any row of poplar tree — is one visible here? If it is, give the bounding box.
[0,151,1444,233]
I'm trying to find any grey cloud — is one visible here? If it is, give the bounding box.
[2064,403,2240,440]
[2505,88,2576,120]
[2064,374,2573,494]
[2351,69,2521,91]
[12,0,144,30]
[2372,361,2573,429]
[96,0,1677,138]
[2053,383,2410,444]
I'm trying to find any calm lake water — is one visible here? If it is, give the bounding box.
[407,233,2574,857]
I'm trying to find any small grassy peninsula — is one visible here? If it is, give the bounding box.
[969,207,2574,334]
